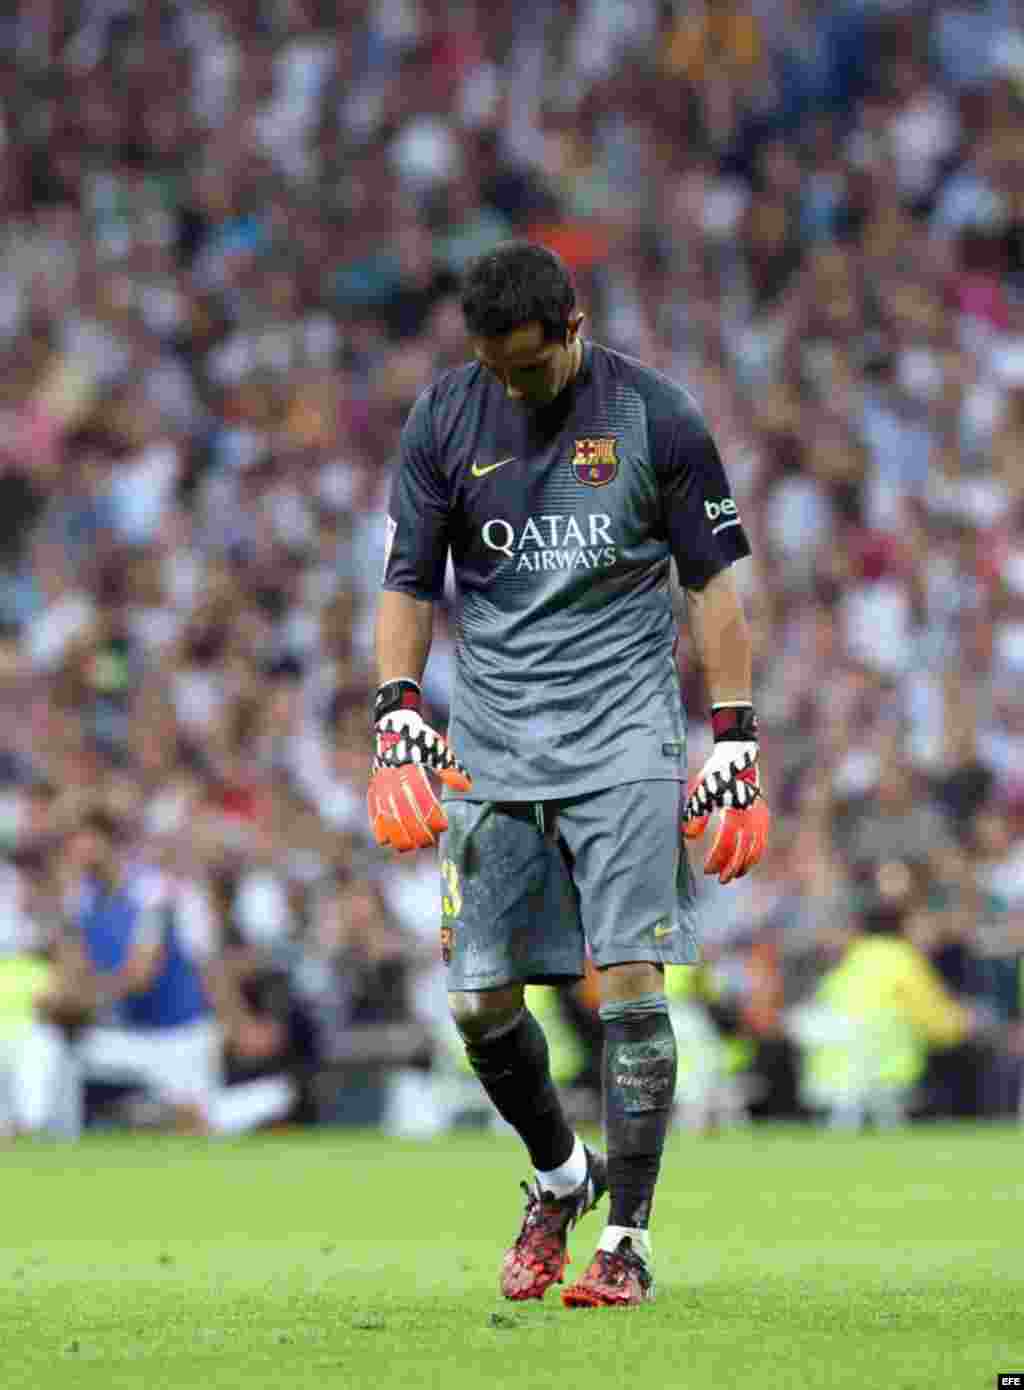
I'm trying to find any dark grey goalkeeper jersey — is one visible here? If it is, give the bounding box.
[382,340,751,802]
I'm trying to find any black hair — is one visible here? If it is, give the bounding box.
[460,241,576,344]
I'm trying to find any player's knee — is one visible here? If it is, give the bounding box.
[449,986,524,1043]
[596,960,665,1007]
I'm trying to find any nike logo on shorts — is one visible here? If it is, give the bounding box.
[653,921,678,941]
[471,456,516,478]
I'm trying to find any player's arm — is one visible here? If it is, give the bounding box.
[368,389,472,854]
[684,567,751,709]
[375,589,434,688]
[682,568,768,883]
[652,393,768,883]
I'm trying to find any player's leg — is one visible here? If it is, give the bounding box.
[578,959,673,1303]
[442,800,606,1299]
[556,781,697,1306]
[451,983,580,1174]
[443,800,582,1170]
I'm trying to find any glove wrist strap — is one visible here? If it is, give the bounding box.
[374,678,422,721]
[710,703,758,742]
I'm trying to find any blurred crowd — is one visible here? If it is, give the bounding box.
[1,0,1024,1139]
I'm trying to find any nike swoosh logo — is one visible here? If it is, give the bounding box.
[654,923,678,941]
[471,456,516,478]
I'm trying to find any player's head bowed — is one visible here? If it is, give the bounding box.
[461,241,577,344]
[461,241,586,409]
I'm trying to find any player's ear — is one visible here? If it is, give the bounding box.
[566,312,584,345]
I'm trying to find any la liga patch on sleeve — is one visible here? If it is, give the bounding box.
[382,515,397,581]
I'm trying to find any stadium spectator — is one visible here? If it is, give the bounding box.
[785,858,989,1128]
[35,808,219,1134]
[295,870,436,1128]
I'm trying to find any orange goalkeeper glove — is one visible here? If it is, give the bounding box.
[682,703,770,884]
[367,679,472,853]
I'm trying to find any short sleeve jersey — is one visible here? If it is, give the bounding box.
[383,340,751,802]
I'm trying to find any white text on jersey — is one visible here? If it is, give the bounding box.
[481,512,618,574]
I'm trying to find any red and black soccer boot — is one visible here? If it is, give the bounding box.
[499,1147,607,1301]
[561,1234,655,1308]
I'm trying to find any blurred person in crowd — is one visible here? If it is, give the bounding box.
[933,673,994,839]
[683,817,824,1125]
[974,799,1024,1115]
[990,374,1024,504]
[753,819,849,1009]
[978,680,1024,810]
[35,808,219,1135]
[664,957,752,1135]
[884,55,961,215]
[294,870,433,1129]
[842,742,957,872]
[931,0,1009,95]
[304,685,375,837]
[203,862,314,1133]
[0,624,44,786]
[37,796,307,1136]
[471,127,561,231]
[22,536,97,680]
[0,848,62,1137]
[786,858,992,1129]
[902,837,1014,1120]
[373,217,458,343]
[433,172,514,278]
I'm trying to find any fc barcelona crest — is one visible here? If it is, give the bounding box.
[571,437,618,487]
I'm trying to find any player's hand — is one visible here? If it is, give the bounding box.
[368,679,472,853]
[682,704,770,884]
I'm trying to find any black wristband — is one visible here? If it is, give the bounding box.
[374,678,422,722]
[710,704,758,741]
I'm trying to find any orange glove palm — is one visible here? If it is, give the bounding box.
[368,680,472,853]
[683,764,771,884]
[368,762,465,853]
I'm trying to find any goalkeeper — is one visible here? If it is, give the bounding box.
[369,241,769,1307]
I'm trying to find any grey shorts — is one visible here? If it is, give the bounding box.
[438,781,699,992]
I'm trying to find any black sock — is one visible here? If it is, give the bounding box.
[600,994,677,1230]
[462,1009,576,1174]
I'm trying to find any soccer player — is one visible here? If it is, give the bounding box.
[368,241,770,1306]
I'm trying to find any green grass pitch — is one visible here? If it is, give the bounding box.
[1,1123,1020,1389]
